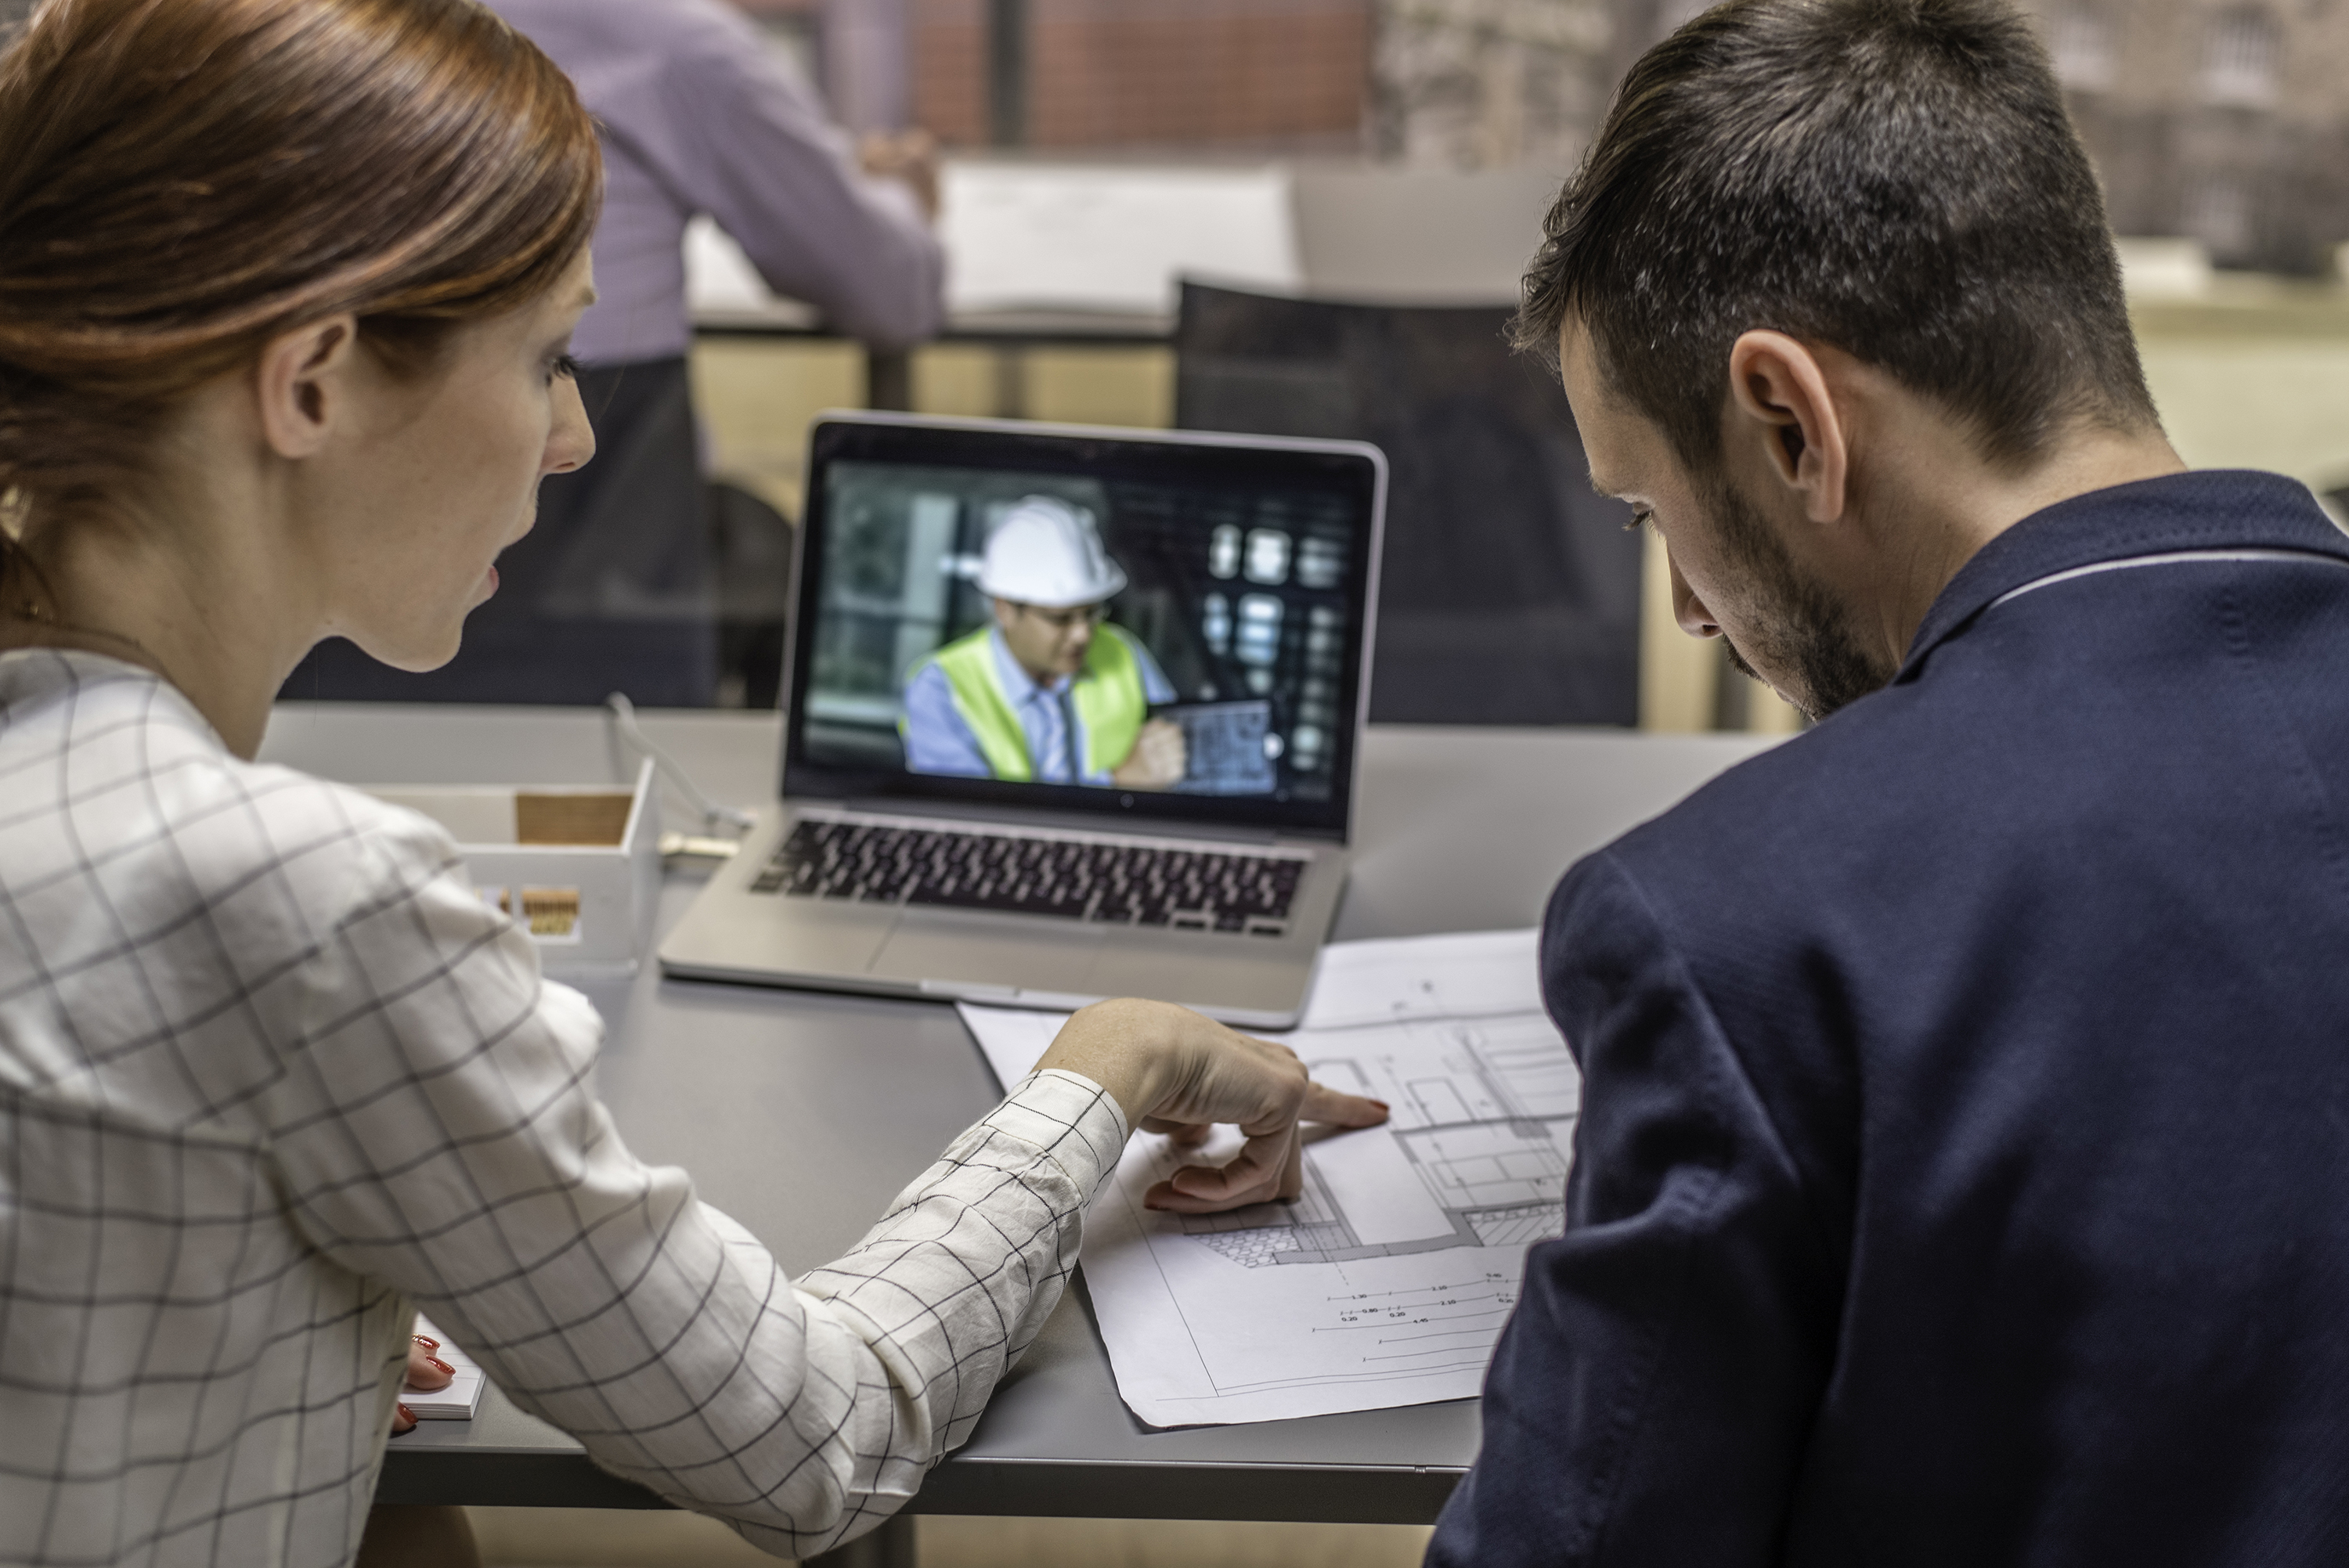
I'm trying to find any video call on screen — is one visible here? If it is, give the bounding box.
[803,460,1360,803]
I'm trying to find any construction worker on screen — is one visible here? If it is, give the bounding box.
[900,495,1188,788]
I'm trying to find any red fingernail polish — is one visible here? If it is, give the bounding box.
[427,1357,454,1375]
[413,1336,438,1350]
[396,1403,416,1426]
[1370,1100,1390,1110]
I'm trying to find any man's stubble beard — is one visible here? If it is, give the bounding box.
[1703,473,1894,721]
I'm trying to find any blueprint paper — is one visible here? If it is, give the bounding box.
[1293,928,1548,1029]
[957,928,1577,1427]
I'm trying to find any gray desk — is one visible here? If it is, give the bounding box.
[258,705,1772,1524]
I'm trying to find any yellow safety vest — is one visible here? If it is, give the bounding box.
[908,625,1147,782]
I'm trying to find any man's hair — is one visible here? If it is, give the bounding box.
[1519,0,2158,474]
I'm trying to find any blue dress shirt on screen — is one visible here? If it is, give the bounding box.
[1430,470,2349,1567]
[902,627,1176,784]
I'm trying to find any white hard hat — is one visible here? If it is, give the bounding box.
[977,496,1128,608]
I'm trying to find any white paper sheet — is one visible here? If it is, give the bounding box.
[1293,928,1547,1029]
[684,164,1301,320]
[684,215,773,314]
[958,928,1576,1427]
[939,162,1301,315]
[682,216,821,327]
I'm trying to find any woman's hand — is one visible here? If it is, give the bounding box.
[1034,997,1389,1213]
[856,128,940,219]
[389,1332,456,1436]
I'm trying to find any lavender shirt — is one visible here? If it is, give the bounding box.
[490,0,945,362]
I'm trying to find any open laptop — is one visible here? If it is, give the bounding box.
[659,411,1387,1028]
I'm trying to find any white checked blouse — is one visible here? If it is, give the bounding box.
[0,650,1128,1566]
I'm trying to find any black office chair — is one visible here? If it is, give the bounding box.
[1174,282,1641,726]
[708,479,794,709]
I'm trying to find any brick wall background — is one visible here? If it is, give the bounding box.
[912,0,1371,150]
[908,0,990,144]
[1028,0,1369,148]
[738,0,2349,270]
[746,0,1369,150]
[2022,0,2349,273]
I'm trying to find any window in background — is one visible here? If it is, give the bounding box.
[2048,6,2116,92]
[2202,9,2279,107]
[1202,592,1232,654]
[1243,528,1292,586]
[1208,522,1243,579]
[1234,594,1285,693]
[2184,175,2255,260]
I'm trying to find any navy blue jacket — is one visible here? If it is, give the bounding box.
[1430,471,2349,1566]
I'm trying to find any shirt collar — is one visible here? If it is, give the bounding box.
[0,646,222,749]
[989,626,1070,704]
[1898,469,2349,680]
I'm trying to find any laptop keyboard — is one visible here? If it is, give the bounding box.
[749,818,1306,936]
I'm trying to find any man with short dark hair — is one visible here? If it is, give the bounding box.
[1430,1,2349,1563]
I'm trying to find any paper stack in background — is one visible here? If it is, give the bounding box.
[960,928,1577,1429]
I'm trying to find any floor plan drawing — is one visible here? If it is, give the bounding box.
[958,928,1583,1427]
[1177,1014,1574,1269]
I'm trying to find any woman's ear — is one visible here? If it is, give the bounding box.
[1727,330,1849,525]
[253,314,361,460]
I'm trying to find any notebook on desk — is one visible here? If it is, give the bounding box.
[659,412,1387,1028]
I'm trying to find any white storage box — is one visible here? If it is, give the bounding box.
[363,759,659,975]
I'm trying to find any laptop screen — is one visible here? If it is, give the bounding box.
[782,415,1386,838]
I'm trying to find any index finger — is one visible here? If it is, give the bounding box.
[405,1341,453,1393]
[1302,1080,1390,1128]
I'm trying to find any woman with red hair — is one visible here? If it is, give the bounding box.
[0,3,1383,1563]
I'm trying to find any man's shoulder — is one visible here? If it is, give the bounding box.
[1605,687,1935,877]
[1564,666,2031,982]
[902,651,961,708]
[925,626,997,675]
[1583,495,2349,971]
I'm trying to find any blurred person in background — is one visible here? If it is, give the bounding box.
[287,0,944,708]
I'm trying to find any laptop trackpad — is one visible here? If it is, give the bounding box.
[871,909,1104,995]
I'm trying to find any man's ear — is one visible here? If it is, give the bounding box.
[1727,330,1849,524]
[254,314,362,460]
